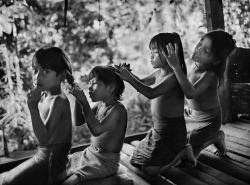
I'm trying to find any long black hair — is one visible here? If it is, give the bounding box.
[203,30,236,85]
[32,46,75,87]
[149,32,187,75]
[89,65,125,101]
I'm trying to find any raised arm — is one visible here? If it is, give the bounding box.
[116,68,177,99]
[72,98,99,126]
[70,86,127,136]
[28,89,71,144]
[164,43,215,99]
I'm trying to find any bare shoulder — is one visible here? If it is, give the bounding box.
[111,102,127,116]
[51,93,70,112]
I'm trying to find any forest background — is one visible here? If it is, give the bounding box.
[0,0,249,156]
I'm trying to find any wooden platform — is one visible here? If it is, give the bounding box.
[0,118,250,185]
[119,118,250,185]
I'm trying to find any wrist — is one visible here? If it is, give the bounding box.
[173,66,182,72]
[29,107,39,113]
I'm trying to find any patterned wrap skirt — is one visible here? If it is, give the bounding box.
[66,144,120,182]
[130,115,187,167]
[185,107,222,152]
[0,143,71,185]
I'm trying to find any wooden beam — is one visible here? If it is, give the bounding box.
[204,0,225,31]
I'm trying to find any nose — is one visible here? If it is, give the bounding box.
[88,83,92,91]
[150,54,154,59]
[34,71,41,82]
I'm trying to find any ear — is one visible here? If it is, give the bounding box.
[108,84,115,94]
[59,71,66,82]
[213,60,220,65]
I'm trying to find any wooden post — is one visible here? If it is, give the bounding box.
[204,0,232,123]
[204,0,225,31]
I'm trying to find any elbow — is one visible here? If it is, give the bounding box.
[144,91,156,99]
[185,93,196,99]
[91,128,102,137]
[185,95,193,99]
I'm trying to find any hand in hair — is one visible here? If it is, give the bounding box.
[163,43,182,71]
[114,63,132,72]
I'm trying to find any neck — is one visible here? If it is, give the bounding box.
[46,85,61,97]
[160,67,173,77]
[102,98,118,107]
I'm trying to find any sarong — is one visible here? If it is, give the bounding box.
[130,116,187,167]
[185,107,222,151]
[67,144,120,182]
[0,143,71,185]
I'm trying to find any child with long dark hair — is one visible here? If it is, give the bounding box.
[164,30,236,165]
[0,46,74,185]
[116,32,195,175]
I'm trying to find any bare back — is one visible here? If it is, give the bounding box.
[37,92,72,145]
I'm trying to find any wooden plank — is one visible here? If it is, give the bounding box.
[225,140,250,159]
[121,144,174,185]
[161,167,209,185]
[117,164,151,185]
[205,145,250,167]
[226,135,250,148]
[225,122,250,132]
[198,151,250,184]
[120,152,174,185]
[122,143,208,185]
[82,174,134,185]
[204,0,225,31]
[176,164,227,185]
[221,124,250,142]
[195,161,248,185]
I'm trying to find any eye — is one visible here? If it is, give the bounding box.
[42,69,49,74]
[204,48,211,55]
[33,69,38,74]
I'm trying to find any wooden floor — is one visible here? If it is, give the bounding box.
[118,118,250,185]
[0,118,250,185]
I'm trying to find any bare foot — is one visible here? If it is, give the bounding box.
[158,144,197,174]
[181,144,197,167]
[214,130,227,156]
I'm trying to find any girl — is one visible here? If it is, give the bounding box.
[63,66,128,185]
[164,30,236,165]
[116,32,195,175]
[0,46,74,185]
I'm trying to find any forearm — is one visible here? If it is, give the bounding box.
[29,109,49,143]
[73,100,86,126]
[173,68,196,99]
[127,76,154,99]
[79,100,102,136]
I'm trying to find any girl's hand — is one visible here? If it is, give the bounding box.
[114,63,132,72]
[163,43,181,70]
[115,67,131,81]
[69,85,88,104]
[27,87,42,110]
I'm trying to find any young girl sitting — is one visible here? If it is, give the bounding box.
[164,30,236,165]
[116,32,195,175]
[62,66,128,185]
[0,46,75,185]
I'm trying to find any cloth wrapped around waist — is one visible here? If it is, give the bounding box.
[185,107,222,133]
[130,116,187,167]
[0,143,71,185]
[67,144,120,182]
[185,107,222,148]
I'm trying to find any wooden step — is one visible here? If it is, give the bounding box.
[195,161,247,185]
[121,144,174,185]
[198,151,250,184]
